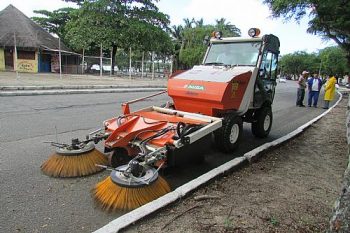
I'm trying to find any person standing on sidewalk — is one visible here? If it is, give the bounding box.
[323,75,337,109]
[296,71,309,107]
[307,73,322,107]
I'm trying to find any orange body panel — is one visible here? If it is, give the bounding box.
[167,72,251,116]
[104,110,207,150]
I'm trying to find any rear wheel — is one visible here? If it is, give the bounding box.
[251,106,272,138]
[214,115,243,153]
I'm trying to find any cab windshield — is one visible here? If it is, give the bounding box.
[204,41,261,66]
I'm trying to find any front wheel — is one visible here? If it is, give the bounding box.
[251,106,273,138]
[214,115,243,153]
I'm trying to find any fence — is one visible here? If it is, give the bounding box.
[56,49,172,79]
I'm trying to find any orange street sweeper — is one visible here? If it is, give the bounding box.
[41,28,280,211]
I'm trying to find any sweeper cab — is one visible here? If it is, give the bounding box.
[41,28,280,211]
[104,28,280,166]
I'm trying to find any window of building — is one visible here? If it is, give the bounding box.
[17,51,35,60]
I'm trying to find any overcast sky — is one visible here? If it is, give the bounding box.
[0,0,336,55]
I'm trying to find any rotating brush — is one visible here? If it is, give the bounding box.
[93,163,170,211]
[41,141,108,178]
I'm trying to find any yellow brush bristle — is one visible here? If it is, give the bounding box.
[41,149,108,177]
[93,176,171,211]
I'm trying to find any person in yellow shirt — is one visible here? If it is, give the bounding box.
[323,75,337,109]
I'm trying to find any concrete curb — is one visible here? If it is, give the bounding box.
[0,85,166,91]
[0,88,166,96]
[93,92,343,233]
[329,94,350,232]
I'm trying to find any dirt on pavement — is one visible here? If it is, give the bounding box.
[123,97,348,233]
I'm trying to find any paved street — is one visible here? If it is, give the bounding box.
[0,80,332,233]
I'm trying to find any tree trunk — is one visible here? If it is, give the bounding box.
[111,45,117,75]
[346,53,350,69]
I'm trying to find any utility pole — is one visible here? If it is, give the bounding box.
[152,51,155,80]
[100,43,103,77]
[82,48,85,75]
[141,51,144,79]
[170,55,173,77]
[129,47,132,79]
[13,32,18,79]
[58,37,62,79]
[110,47,113,77]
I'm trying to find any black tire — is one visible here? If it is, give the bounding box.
[251,106,273,138]
[214,115,243,153]
[108,147,131,168]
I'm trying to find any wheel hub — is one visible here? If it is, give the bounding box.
[110,164,159,188]
[229,124,239,143]
[55,141,95,156]
[263,115,271,131]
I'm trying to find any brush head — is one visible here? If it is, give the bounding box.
[41,148,108,177]
[92,166,171,211]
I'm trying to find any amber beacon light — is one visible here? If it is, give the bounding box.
[248,28,261,37]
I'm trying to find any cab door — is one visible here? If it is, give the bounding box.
[253,51,278,107]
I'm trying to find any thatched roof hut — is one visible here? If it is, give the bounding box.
[0,4,70,51]
[0,5,82,73]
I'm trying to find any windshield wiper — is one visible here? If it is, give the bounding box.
[203,62,225,66]
[231,64,255,67]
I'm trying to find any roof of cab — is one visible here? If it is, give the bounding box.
[210,36,263,43]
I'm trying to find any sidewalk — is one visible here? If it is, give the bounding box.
[0,72,167,96]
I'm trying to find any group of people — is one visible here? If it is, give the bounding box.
[296,71,337,109]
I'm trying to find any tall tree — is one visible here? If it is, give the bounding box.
[279,47,349,79]
[175,18,241,68]
[170,25,184,70]
[194,18,204,27]
[263,0,350,66]
[64,0,170,74]
[215,18,241,36]
[179,25,215,68]
[319,46,349,76]
[63,0,84,5]
[183,18,194,29]
[32,7,75,42]
[280,51,319,78]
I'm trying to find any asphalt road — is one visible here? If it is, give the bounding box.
[0,80,331,233]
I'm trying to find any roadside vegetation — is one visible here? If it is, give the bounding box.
[280,47,349,79]
[264,0,350,77]
[31,0,349,74]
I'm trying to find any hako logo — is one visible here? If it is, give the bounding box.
[184,84,205,91]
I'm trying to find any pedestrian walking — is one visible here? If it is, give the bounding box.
[296,71,309,107]
[323,75,337,109]
[307,73,322,107]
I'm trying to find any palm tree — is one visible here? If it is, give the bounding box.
[183,18,194,29]
[170,25,185,70]
[170,25,183,41]
[215,18,241,36]
[194,18,204,27]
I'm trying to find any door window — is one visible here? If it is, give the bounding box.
[260,52,278,80]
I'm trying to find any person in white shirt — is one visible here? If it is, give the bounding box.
[307,73,322,107]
